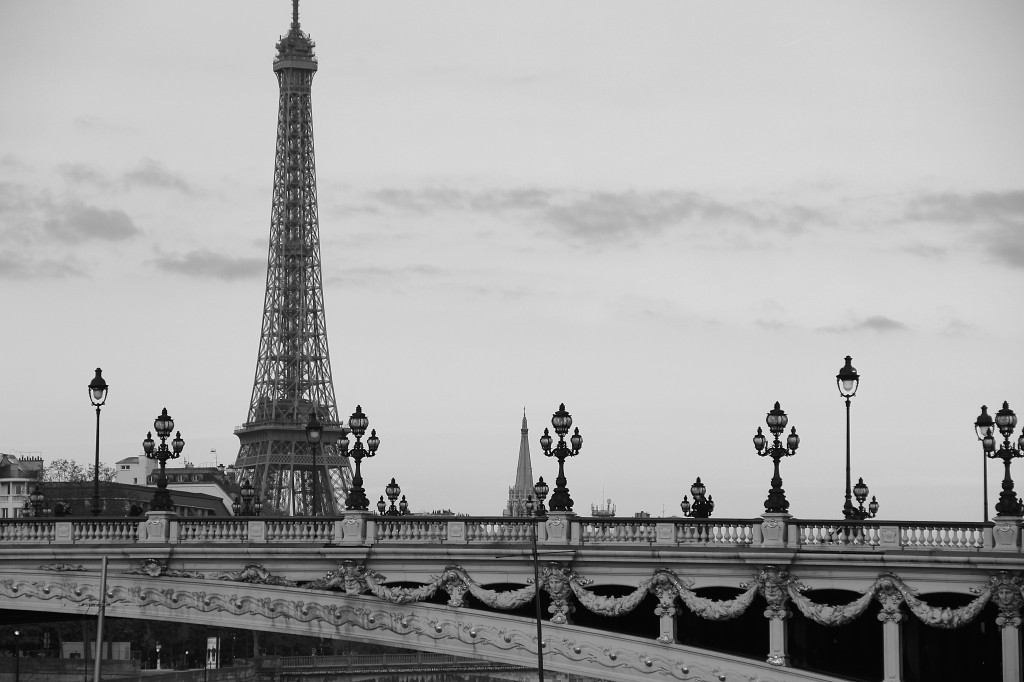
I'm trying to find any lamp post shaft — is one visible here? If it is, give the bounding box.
[311,442,318,516]
[983,452,989,522]
[532,518,544,682]
[844,397,853,518]
[92,405,102,516]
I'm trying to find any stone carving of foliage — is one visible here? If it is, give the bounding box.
[569,575,652,617]
[787,581,876,626]
[305,560,384,594]
[124,559,203,579]
[888,573,992,629]
[208,564,295,586]
[364,571,440,604]
[438,566,469,607]
[39,563,86,572]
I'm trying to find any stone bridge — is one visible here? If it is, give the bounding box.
[1,511,1023,682]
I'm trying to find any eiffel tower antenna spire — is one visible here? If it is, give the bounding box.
[233,2,352,516]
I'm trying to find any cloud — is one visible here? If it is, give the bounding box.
[980,224,1024,270]
[154,249,265,280]
[0,251,85,279]
[124,158,194,194]
[57,163,111,187]
[43,203,140,243]
[73,115,135,134]
[905,190,1024,269]
[820,315,909,334]
[363,186,825,243]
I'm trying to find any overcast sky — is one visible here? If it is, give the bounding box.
[1,1,1023,521]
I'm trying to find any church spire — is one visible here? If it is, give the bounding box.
[505,410,536,516]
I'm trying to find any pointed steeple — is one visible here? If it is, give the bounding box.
[505,409,536,516]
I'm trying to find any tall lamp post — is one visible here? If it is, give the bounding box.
[88,368,109,516]
[142,408,185,511]
[753,402,800,514]
[344,405,380,511]
[539,403,582,512]
[975,405,996,521]
[305,411,323,516]
[836,356,859,519]
[976,402,1024,517]
[680,477,714,518]
[13,629,19,682]
[525,481,548,682]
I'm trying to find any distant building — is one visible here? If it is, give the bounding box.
[115,455,157,486]
[591,499,617,517]
[146,464,238,512]
[504,412,535,517]
[36,481,231,517]
[0,452,43,518]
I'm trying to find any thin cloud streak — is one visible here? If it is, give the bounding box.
[819,315,909,334]
[154,250,265,280]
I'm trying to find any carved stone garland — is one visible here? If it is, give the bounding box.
[9,559,1016,634]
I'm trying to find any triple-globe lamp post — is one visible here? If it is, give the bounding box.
[344,405,380,511]
[232,478,262,516]
[680,477,714,518]
[975,402,1024,518]
[836,357,879,520]
[142,408,184,512]
[753,402,800,514]
[88,368,109,516]
[539,403,582,512]
[377,477,409,516]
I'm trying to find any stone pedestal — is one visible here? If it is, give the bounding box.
[542,512,573,545]
[991,517,1022,551]
[760,513,791,548]
[140,511,177,543]
[335,511,370,544]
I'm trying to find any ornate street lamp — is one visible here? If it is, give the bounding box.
[533,477,549,517]
[379,477,403,515]
[975,404,996,521]
[142,408,185,512]
[849,477,879,519]
[977,402,1024,517]
[305,411,323,516]
[836,356,860,518]
[539,403,582,512]
[344,405,379,511]
[29,483,45,517]
[753,402,800,514]
[234,478,261,516]
[88,368,109,516]
[680,477,715,518]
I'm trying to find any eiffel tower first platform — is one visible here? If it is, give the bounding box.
[234,0,352,516]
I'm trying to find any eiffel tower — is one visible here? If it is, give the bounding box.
[234,0,351,515]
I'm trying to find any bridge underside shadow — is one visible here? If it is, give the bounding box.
[0,570,848,682]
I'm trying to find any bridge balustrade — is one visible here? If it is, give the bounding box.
[0,514,1008,553]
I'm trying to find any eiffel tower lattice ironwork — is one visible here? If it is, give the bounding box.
[234,0,352,516]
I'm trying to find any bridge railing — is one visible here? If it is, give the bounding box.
[0,514,1009,552]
